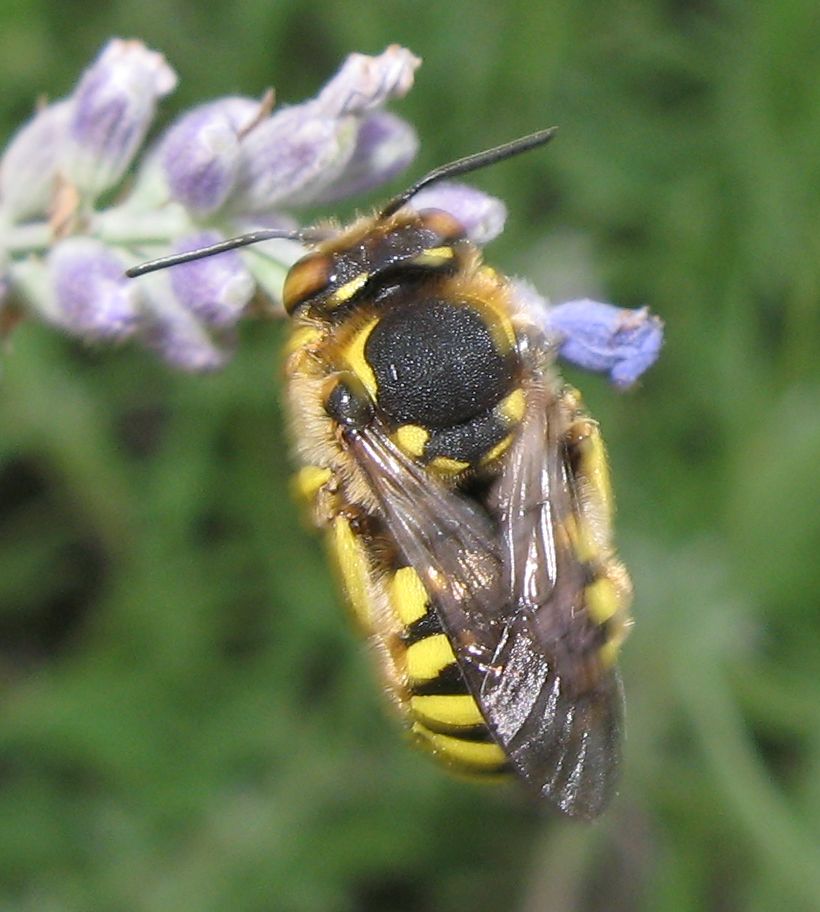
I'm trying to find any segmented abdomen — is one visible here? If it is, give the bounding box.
[319,503,508,778]
[389,564,509,777]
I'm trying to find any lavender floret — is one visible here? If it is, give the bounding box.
[64,39,177,200]
[169,231,255,328]
[49,238,139,341]
[161,98,261,215]
[545,298,664,387]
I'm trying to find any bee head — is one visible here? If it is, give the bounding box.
[282,208,467,317]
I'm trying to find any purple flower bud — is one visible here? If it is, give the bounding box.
[545,299,664,387]
[316,46,421,116]
[312,111,418,204]
[161,97,260,215]
[0,100,71,222]
[49,238,139,341]
[138,274,234,372]
[169,231,255,327]
[63,39,177,199]
[226,104,357,215]
[410,181,507,245]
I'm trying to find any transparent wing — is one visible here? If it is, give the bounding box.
[346,424,506,666]
[344,344,622,817]
[485,351,623,817]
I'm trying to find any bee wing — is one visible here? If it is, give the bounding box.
[345,352,621,818]
[479,612,623,818]
[485,359,623,818]
[347,426,507,663]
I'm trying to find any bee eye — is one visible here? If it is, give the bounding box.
[283,252,335,315]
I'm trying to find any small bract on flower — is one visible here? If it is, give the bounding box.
[0,36,663,381]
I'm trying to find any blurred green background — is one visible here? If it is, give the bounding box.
[1,2,818,910]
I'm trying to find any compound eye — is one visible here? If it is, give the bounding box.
[283,252,334,315]
[415,209,467,245]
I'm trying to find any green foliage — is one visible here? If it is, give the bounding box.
[1,2,818,910]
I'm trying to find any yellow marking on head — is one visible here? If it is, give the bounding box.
[406,634,457,683]
[291,465,332,506]
[390,566,429,625]
[394,424,429,459]
[341,316,379,398]
[498,388,526,425]
[329,516,372,629]
[327,272,369,307]
[428,455,471,476]
[410,693,486,729]
[480,433,513,468]
[413,723,507,770]
[408,246,455,267]
[284,324,323,357]
[585,577,619,625]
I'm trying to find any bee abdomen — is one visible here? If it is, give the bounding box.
[389,566,509,776]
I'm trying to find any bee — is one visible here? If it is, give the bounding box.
[129,129,633,818]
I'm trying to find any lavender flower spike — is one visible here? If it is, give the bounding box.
[546,298,664,387]
[63,39,177,200]
[0,41,429,370]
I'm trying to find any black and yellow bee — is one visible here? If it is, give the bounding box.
[130,129,633,819]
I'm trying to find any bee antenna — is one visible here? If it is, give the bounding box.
[125,227,316,278]
[378,126,558,220]
[126,128,558,278]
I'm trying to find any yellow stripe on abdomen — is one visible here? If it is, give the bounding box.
[405,633,456,683]
[390,566,429,626]
[386,564,509,778]
[412,723,508,774]
[410,693,486,730]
